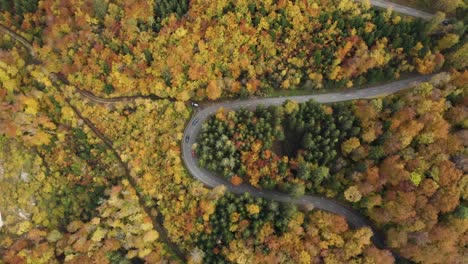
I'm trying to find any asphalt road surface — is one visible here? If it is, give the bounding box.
[182,75,433,248]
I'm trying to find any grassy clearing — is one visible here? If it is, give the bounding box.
[387,0,434,13]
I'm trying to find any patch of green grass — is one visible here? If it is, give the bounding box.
[388,0,434,13]
[266,72,419,98]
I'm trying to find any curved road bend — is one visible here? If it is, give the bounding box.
[182,75,433,248]
[0,24,35,56]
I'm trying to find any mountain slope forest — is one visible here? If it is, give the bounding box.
[195,71,467,263]
[0,0,466,263]
[0,0,459,100]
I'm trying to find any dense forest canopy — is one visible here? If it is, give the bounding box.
[1,0,458,100]
[195,71,467,262]
[0,0,466,263]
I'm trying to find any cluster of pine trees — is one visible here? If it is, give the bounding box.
[196,71,467,262]
[196,100,362,196]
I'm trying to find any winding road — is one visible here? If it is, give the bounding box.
[182,75,433,249]
[181,0,434,251]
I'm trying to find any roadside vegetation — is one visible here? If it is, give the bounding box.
[0,0,466,263]
[1,0,454,101]
[196,192,393,263]
[389,0,466,14]
[195,71,467,262]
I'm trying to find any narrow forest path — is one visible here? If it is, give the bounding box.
[0,24,186,261]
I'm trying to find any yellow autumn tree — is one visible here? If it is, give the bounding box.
[344,186,362,202]
[246,204,260,216]
[284,100,299,114]
[206,80,222,100]
[341,137,361,154]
